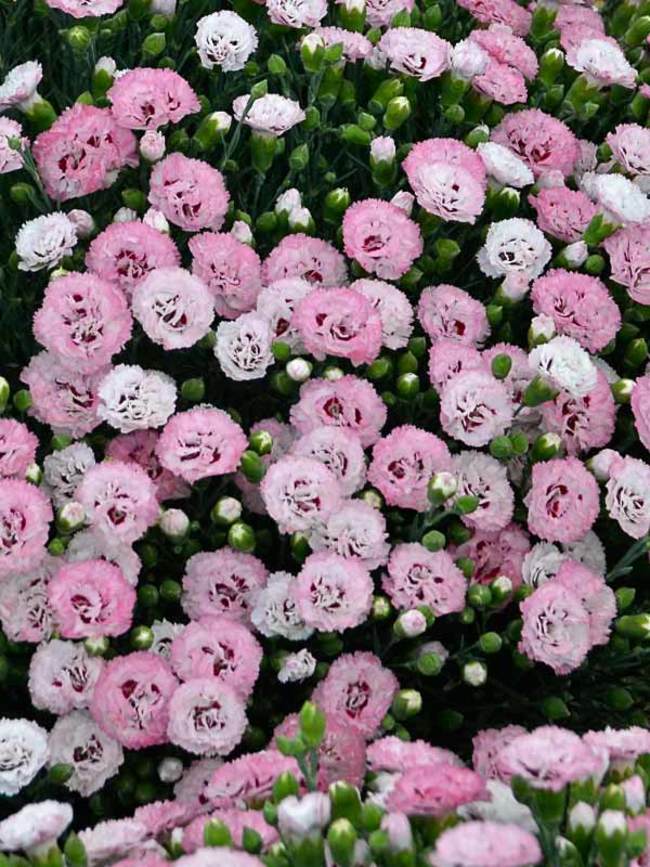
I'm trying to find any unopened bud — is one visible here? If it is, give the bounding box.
[427,471,457,506]
[57,502,86,533]
[139,129,165,162]
[158,757,184,783]
[392,689,422,720]
[394,609,427,639]
[159,508,189,540]
[463,660,487,686]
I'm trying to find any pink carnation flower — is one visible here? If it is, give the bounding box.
[33,272,132,373]
[418,284,489,346]
[555,559,615,647]
[90,651,177,749]
[632,374,650,451]
[77,460,160,546]
[48,559,136,639]
[440,370,513,447]
[431,820,542,867]
[313,651,398,738]
[189,232,262,319]
[531,270,620,353]
[603,226,650,305]
[290,376,386,447]
[33,104,137,202]
[232,93,305,135]
[0,117,27,174]
[28,639,103,715]
[0,557,57,643]
[473,60,527,106]
[182,550,268,623]
[529,187,598,244]
[453,451,514,532]
[256,278,312,350]
[148,153,230,232]
[350,278,414,350]
[387,764,486,816]
[527,458,600,543]
[309,500,389,569]
[170,616,262,699]
[491,109,579,179]
[0,420,37,479]
[368,425,451,512]
[262,234,347,286]
[85,221,180,297]
[312,27,372,61]
[205,750,301,807]
[108,68,199,130]
[605,455,650,539]
[364,0,414,27]
[78,819,149,865]
[44,0,124,16]
[0,801,73,855]
[156,407,247,484]
[452,523,530,587]
[292,286,382,365]
[541,370,616,456]
[342,199,423,280]
[472,725,527,779]
[48,711,124,797]
[132,268,214,350]
[291,427,366,496]
[584,727,650,768]
[378,28,451,81]
[293,551,373,632]
[21,351,104,438]
[167,679,247,757]
[456,0,531,35]
[176,851,263,867]
[402,138,486,224]
[260,456,342,534]
[368,736,461,773]
[428,339,486,391]
[106,430,189,503]
[519,580,592,674]
[469,23,538,79]
[607,123,650,178]
[384,544,467,615]
[496,726,604,790]
[0,479,52,579]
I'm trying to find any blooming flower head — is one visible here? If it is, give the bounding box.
[215,313,274,382]
[367,736,461,774]
[472,725,527,779]
[292,286,382,365]
[342,199,423,280]
[519,580,592,673]
[0,479,52,579]
[44,0,123,15]
[48,559,136,639]
[0,801,73,855]
[541,369,616,456]
[78,819,149,865]
[477,218,552,294]
[583,727,650,770]
[148,153,230,232]
[275,713,366,789]
[527,458,599,544]
[607,123,650,179]
[477,141,534,188]
[378,29,451,81]
[384,544,467,615]
[34,104,137,201]
[167,679,247,757]
[311,28,372,62]
[34,272,132,373]
[263,234,347,286]
[0,420,37,479]
[453,451,514,532]
[256,278,312,349]
[418,284,490,346]
[182,810,277,854]
[363,0,414,26]
[314,652,398,739]
[496,726,604,790]
[0,61,42,110]
[428,339,486,391]
[290,376,387,447]
[529,187,598,244]
[554,559,615,647]
[431,820,542,867]
[266,0,326,27]
[77,459,160,546]
[189,232,262,319]
[90,651,177,749]
[456,0,531,35]
[182,549,268,623]
[205,750,301,807]
[403,138,487,224]
[232,93,305,135]
[291,427,366,496]
[350,278,414,350]
[452,523,530,587]
[0,719,49,796]
[132,268,214,350]
[605,455,650,539]
[195,11,258,71]
[170,616,262,699]
[491,109,579,179]
[28,639,103,715]
[604,225,650,305]
[309,499,389,570]
[106,430,188,503]
[16,213,77,272]
[387,764,486,816]
[565,31,636,88]
[0,117,27,174]
[48,712,122,798]
[582,171,650,225]
[294,551,373,632]
[251,571,313,641]
[261,455,343,534]
[97,365,177,434]
[632,374,650,452]
[0,557,57,643]
[108,68,199,130]
[529,336,598,399]
[440,370,514,447]
[85,220,180,296]
[368,425,451,511]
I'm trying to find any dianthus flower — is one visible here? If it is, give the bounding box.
[0,558,56,643]
[293,551,373,632]
[261,455,342,534]
[0,479,52,579]
[167,679,247,756]
[47,712,122,799]
[290,376,387,447]
[148,153,229,232]
[378,28,451,81]
[342,199,423,279]
[28,639,103,715]
[108,68,199,130]
[97,365,177,433]
[605,455,650,539]
[496,726,604,790]
[232,93,305,135]
[189,232,262,319]
[453,451,514,532]
[262,234,347,286]
[431,820,542,867]
[529,187,598,243]
[384,544,467,614]
[350,278,414,350]
[440,370,513,447]
[491,109,579,179]
[309,500,389,570]
[250,571,313,641]
[0,719,49,796]
[0,419,37,479]
[15,213,77,272]
[132,268,213,350]
[182,550,268,623]
[214,313,274,381]
[387,764,486,816]
[527,458,599,543]
[418,284,489,345]
[195,11,258,71]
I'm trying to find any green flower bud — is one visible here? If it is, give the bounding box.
[13,389,32,412]
[491,353,512,380]
[468,584,492,609]
[531,432,563,462]
[523,375,559,407]
[290,532,311,563]
[611,378,634,404]
[26,98,57,131]
[340,124,372,146]
[489,435,514,461]
[366,356,393,381]
[427,471,457,506]
[510,432,529,455]
[193,112,231,151]
[479,632,502,654]
[327,819,357,867]
[289,143,310,171]
[10,182,36,205]
[541,695,570,721]
[130,625,154,651]
[417,651,443,676]
[48,762,74,784]
[329,780,363,825]
[421,530,446,552]
[625,14,650,45]
[447,520,472,545]
[256,211,277,233]
[383,96,411,130]
[615,587,635,612]
[142,32,166,58]
[66,25,91,51]
[594,810,627,867]
[242,828,263,855]
[138,584,159,607]
[228,521,256,553]
[486,303,504,327]
[48,538,67,556]
[84,636,109,657]
[396,372,420,399]
[456,557,474,579]
[299,701,326,748]
[273,771,300,802]
[462,660,487,686]
[585,254,605,275]
[324,187,351,222]
[624,338,648,369]
[121,188,147,212]
[251,132,277,174]
[301,33,325,71]
[239,449,266,483]
[360,802,385,832]
[539,47,564,85]
[0,377,9,414]
[491,575,513,603]
[392,689,422,720]
[180,377,205,402]
[464,124,490,147]
[267,54,287,76]
[369,78,404,114]
[371,595,392,620]
[616,614,650,641]
[454,494,479,515]
[159,578,182,603]
[204,819,232,848]
[584,213,619,246]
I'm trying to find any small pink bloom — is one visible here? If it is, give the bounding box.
[262,234,347,286]
[132,268,213,350]
[189,232,262,319]
[527,458,600,543]
[182,550,268,623]
[260,456,343,534]
[384,544,467,615]
[342,199,423,280]
[108,68,199,130]
[0,420,37,479]
[148,153,229,232]
[431,820,542,867]
[387,764,486,816]
[491,109,579,179]
[294,551,373,632]
[167,679,247,756]
[0,479,52,579]
[418,284,489,345]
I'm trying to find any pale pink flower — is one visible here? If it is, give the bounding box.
[519,581,592,673]
[294,551,373,632]
[453,452,514,532]
[343,199,423,280]
[0,479,52,579]
[250,571,313,641]
[605,455,650,539]
[541,370,616,456]
[368,736,461,773]
[266,0,326,28]
[215,312,274,382]
[232,93,305,135]
[473,60,527,106]
[205,750,301,807]
[0,719,48,797]
[440,370,514,447]
[496,726,604,790]
[189,232,262,319]
[607,123,650,179]
[0,117,27,174]
[388,764,486,816]
[384,544,466,615]
[378,29,451,81]
[527,458,600,544]
[312,27,372,61]
[44,0,123,16]
[456,0,531,35]
[452,523,530,587]
[632,374,650,451]
[0,420,37,479]
[584,727,650,768]
[182,550,268,623]
[529,187,598,244]
[148,153,229,232]
[29,640,103,715]
[15,213,77,272]
[363,0,414,27]
[472,725,527,779]
[291,427,366,496]
[262,234,347,286]
[256,278,312,350]
[604,226,650,305]
[0,557,57,643]
[350,278,414,350]
[491,109,579,179]
[132,268,213,350]
[108,68,199,130]
[308,500,389,570]
[428,339,486,392]
[0,801,73,855]
[97,364,176,434]
[555,559,616,647]
[48,711,123,796]
[260,455,342,534]
[78,819,149,865]
[195,11,259,72]
[418,284,489,345]
[106,430,189,503]
[431,820,542,867]
[90,651,177,749]
[167,679,247,756]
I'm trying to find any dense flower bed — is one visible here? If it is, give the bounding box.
[1,0,650,861]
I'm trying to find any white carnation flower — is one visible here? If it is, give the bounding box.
[451,39,489,79]
[195,10,258,72]
[581,172,650,225]
[278,648,317,683]
[522,542,565,588]
[48,712,123,798]
[0,718,49,796]
[232,93,306,136]
[477,142,534,189]
[15,213,77,272]
[529,335,598,398]
[0,61,43,110]
[43,443,96,508]
[97,364,177,433]
[251,571,314,641]
[215,312,274,381]
[0,801,73,854]
[571,38,636,89]
[266,0,327,28]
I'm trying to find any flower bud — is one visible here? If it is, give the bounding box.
[84,636,109,657]
[562,240,589,269]
[381,812,413,852]
[396,372,420,399]
[56,502,86,533]
[522,375,559,407]
[286,358,313,383]
[158,757,184,783]
[211,496,242,526]
[390,190,415,215]
[489,435,514,461]
[611,378,634,404]
[622,775,645,814]
[327,818,357,867]
[231,220,254,245]
[239,449,266,483]
[142,208,170,233]
[394,609,427,639]
[491,575,513,603]
[113,206,138,223]
[301,33,326,72]
[370,135,396,168]
[421,530,446,552]
[278,793,331,839]
[616,614,650,640]
[204,819,232,848]
[392,689,422,720]
[468,584,491,609]
[427,471,457,506]
[594,810,627,867]
[462,660,488,686]
[324,187,351,222]
[139,129,165,162]
[383,96,411,130]
[0,377,9,413]
[299,701,326,748]
[624,337,648,369]
[329,781,362,826]
[13,388,32,412]
[67,209,95,238]
[159,508,190,540]
[142,32,166,58]
[531,432,562,462]
[454,494,479,515]
[228,521,256,553]
[371,595,392,620]
[615,587,635,612]
[541,695,570,721]
[130,625,154,651]
[273,771,301,803]
[288,206,313,233]
[528,313,556,347]
[251,131,277,174]
[478,632,502,654]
